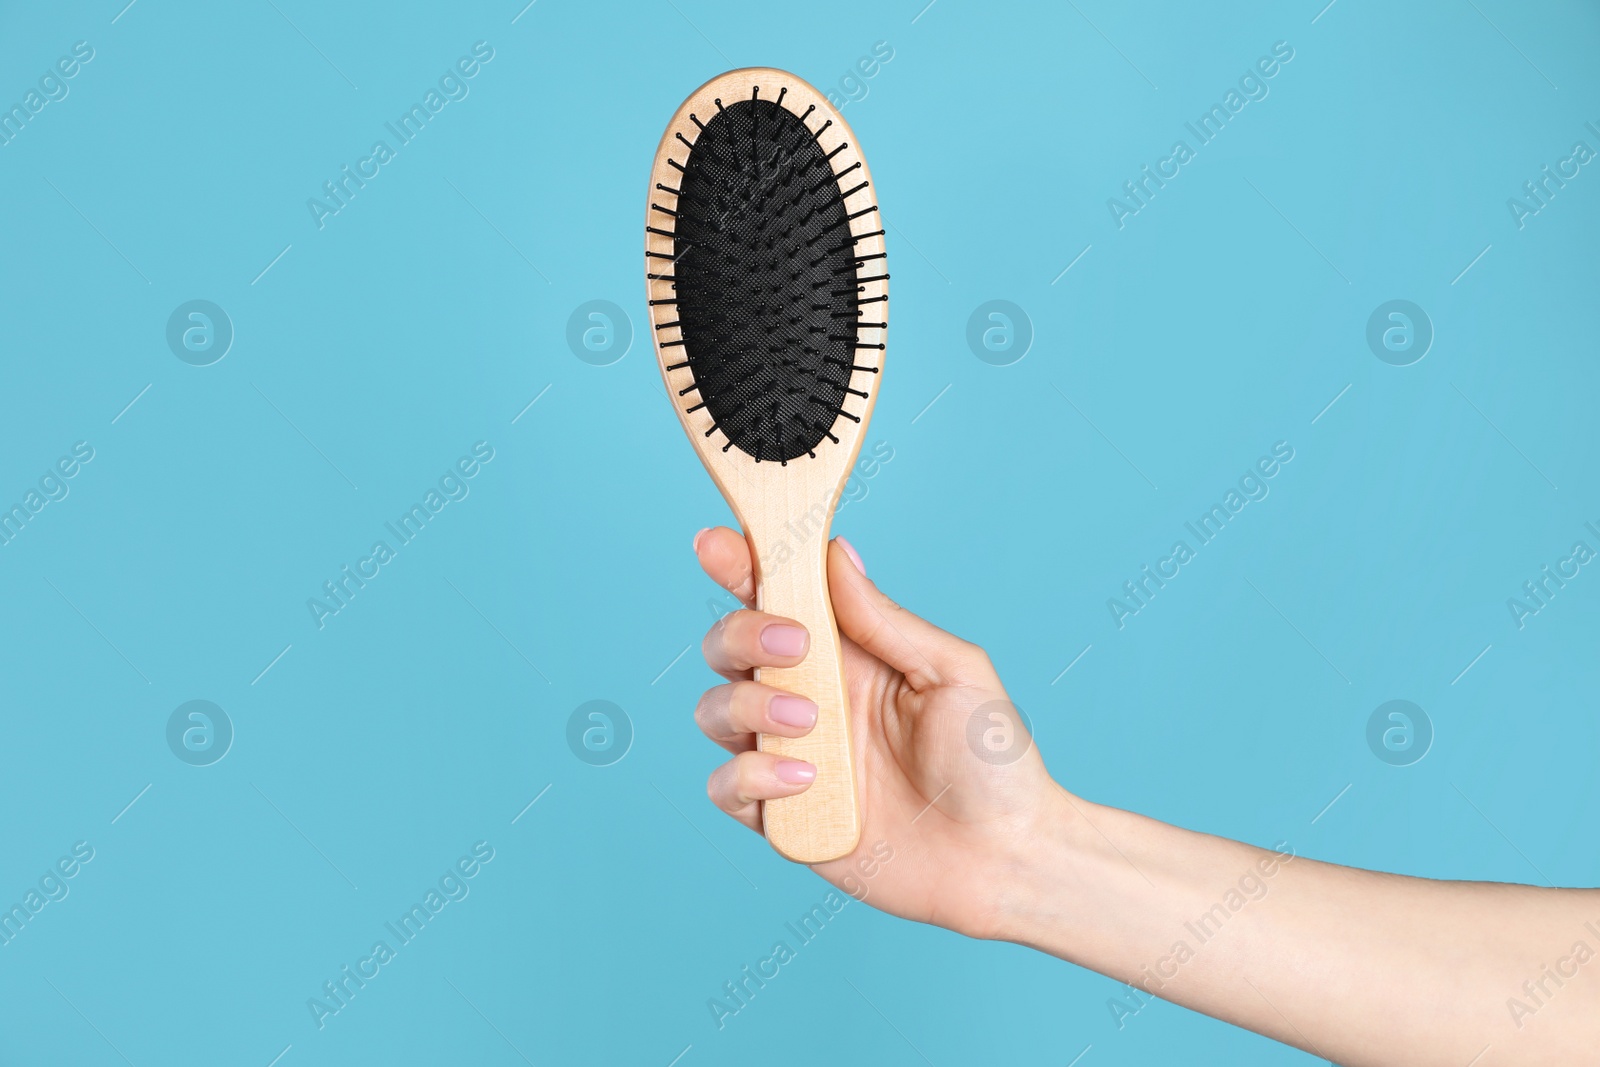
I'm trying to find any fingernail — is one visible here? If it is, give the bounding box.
[775,760,816,784]
[769,695,818,729]
[693,528,711,553]
[760,624,809,657]
[836,536,866,577]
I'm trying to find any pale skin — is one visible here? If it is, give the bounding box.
[690,526,1600,1066]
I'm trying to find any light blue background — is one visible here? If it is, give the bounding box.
[2,0,1597,1063]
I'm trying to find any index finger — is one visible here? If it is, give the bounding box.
[694,526,755,607]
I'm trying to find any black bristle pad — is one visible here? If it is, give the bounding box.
[672,98,861,462]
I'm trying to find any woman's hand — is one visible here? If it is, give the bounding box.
[688,526,1600,1067]
[690,526,1066,938]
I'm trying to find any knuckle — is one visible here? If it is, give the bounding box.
[707,760,738,807]
[722,682,749,727]
[733,752,766,796]
[692,690,715,733]
[855,610,890,653]
[716,609,753,642]
[703,612,743,657]
[960,643,996,679]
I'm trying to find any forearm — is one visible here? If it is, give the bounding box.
[994,790,1600,1065]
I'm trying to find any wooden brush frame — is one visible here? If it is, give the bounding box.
[645,68,888,863]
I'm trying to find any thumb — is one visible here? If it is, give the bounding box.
[826,537,988,690]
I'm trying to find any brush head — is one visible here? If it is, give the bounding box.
[649,80,886,464]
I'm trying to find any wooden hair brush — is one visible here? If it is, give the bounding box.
[645,68,888,863]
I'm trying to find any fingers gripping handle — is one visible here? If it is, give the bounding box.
[751,531,861,863]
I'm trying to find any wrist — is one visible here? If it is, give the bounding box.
[965,782,1095,946]
[979,784,1163,962]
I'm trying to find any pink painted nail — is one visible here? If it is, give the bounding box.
[692,528,711,553]
[760,624,808,657]
[836,536,866,577]
[769,695,818,729]
[774,760,816,784]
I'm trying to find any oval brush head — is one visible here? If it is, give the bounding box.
[646,68,887,863]
[666,89,878,462]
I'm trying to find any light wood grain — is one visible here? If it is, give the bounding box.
[645,68,888,863]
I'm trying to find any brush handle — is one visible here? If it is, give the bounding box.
[748,520,861,864]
